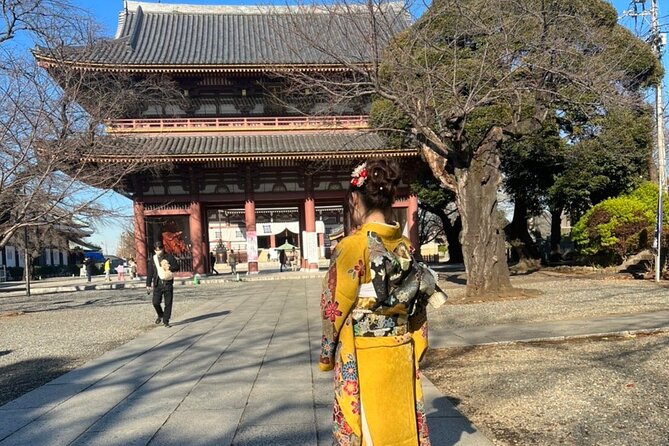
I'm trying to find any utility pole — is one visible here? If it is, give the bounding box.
[24,226,30,297]
[624,0,666,281]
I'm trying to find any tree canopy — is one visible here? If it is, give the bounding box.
[267,0,661,295]
[0,1,177,250]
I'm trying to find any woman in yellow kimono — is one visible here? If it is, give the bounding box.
[320,159,431,446]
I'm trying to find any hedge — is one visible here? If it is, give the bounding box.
[571,182,668,265]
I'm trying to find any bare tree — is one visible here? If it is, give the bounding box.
[0,1,177,252]
[418,208,445,245]
[0,0,85,46]
[272,0,660,296]
[116,227,136,260]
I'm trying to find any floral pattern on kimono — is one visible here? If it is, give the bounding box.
[320,222,431,446]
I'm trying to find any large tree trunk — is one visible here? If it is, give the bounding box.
[443,215,464,263]
[504,199,542,270]
[454,129,513,296]
[549,206,563,262]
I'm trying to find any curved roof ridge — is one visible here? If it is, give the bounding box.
[125,1,406,16]
[115,10,128,39]
[126,5,144,50]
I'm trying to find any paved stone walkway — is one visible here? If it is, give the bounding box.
[430,309,669,348]
[0,280,492,446]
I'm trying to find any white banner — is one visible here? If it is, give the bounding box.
[246,230,258,262]
[302,231,319,264]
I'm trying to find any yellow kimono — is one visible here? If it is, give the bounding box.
[320,222,430,446]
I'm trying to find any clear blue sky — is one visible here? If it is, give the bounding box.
[74,0,668,254]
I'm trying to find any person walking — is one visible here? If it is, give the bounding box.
[291,247,300,271]
[210,252,219,275]
[103,258,111,282]
[279,249,286,272]
[228,249,237,275]
[116,263,125,281]
[221,244,228,263]
[146,241,179,327]
[319,159,431,445]
[83,257,93,282]
[128,259,137,280]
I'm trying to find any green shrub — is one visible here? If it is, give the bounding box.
[6,267,23,281]
[5,264,84,281]
[572,182,668,265]
[31,265,82,278]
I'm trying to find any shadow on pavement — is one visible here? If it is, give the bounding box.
[173,311,231,325]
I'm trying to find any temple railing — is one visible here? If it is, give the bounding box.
[107,115,369,133]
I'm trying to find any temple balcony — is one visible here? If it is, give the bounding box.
[106,115,369,134]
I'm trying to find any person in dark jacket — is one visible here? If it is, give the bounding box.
[210,252,219,275]
[279,249,287,272]
[146,241,179,327]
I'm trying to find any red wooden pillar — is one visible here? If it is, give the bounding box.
[133,200,147,277]
[189,202,205,275]
[304,174,318,270]
[318,232,325,259]
[270,234,276,248]
[245,199,258,273]
[304,197,318,270]
[407,194,420,249]
[244,166,258,274]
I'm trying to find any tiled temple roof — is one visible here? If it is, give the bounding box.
[92,131,415,163]
[36,1,410,72]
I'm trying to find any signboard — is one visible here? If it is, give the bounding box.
[246,230,258,262]
[302,231,319,264]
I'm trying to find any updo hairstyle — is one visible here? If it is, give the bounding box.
[349,158,400,212]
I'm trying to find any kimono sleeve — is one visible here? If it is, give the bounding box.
[319,238,366,371]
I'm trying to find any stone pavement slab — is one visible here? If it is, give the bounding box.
[0,279,493,445]
[430,309,669,348]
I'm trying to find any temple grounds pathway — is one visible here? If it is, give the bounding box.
[1,274,668,444]
[0,279,491,445]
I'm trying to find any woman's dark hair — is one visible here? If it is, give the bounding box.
[154,241,164,250]
[348,158,400,212]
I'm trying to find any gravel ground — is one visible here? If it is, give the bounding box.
[423,333,669,446]
[0,283,241,406]
[423,273,669,446]
[430,272,669,329]
[2,273,669,446]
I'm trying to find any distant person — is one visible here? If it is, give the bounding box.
[291,247,300,271]
[146,241,179,327]
[128,259,137,280]
[116,263,125,281]
[83,257,93,282]
[228,249,237,274]
[279,249,287,272]
[221,244,228,263]
[103,258,111,282]
[210,252,219,275]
